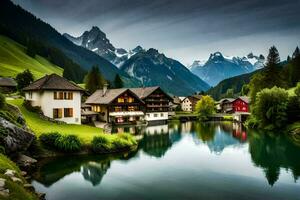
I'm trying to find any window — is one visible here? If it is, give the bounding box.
[128,97,134,103]
[161,113,164,117]
[92,105,101,112]
[54,92,73,100]
[28,92,32,99]
[154,114,158,117]
[64,108,73,117]
[53,108,62,118]
[114,106,122,112]
[128,106,136,111]
[118,98,124,103]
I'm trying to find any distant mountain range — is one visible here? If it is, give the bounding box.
[64,27,210,95]
[189,52,265,86]
[63,27,143,67]
[120,48,210,95]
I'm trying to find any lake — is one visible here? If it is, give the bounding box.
[31,121,300,200]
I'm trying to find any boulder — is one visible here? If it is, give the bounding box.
[0,189,9,197]
[4,169,16,177]
[0,178,5,188]
[0,117,35,154]
[11,177,22,183]
[16,154,37,171]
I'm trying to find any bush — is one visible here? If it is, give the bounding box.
[39,132,61,147]
[112,138,131,149]
[91,135,111,153]
[287,95,300,122]
[295,82,300,97]
[54,135,82,152]
[253,86,289,130]
[117,133,137,145]
[0,92,6,109]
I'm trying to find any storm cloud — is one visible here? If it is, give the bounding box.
[12,0,300,64]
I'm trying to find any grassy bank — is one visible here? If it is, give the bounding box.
[0,154,38,200]
[7,99,137,151]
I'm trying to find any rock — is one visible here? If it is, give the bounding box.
[0,117,35,154]
[21,171,27,176]
[25,176,31,180]
[0,189,9,197]
[4,169,16,177]
[37,192,46,200]
[0,178,5,188]
[11,177,23,183]
[23,183,35,191]
[16,154,37,171]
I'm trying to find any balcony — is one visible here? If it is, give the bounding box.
[109,111,144,117]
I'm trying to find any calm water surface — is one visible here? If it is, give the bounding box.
[32,122,300,200]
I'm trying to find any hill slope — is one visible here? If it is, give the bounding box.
[0,35,63,78]
[0,0,136,85]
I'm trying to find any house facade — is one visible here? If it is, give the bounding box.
[131,87,172,123]
[85,86,145,124]
[219,97,249,113]
[85,86,172,124]
[181,95,202,112]
[23,74,84,124]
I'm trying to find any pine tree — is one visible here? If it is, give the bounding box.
[292,46,300,59]
[113,74,123,88]
[263,46,283,88]
[84,65,106,93]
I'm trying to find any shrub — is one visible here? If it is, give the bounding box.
[91,135,111,153]
[112,138,131,149]
[39,132,61,147]
[0,92,6,109]
[117,133,137,145]
[23,100,42,114]
[253,86,289,130]
[54,135,81,152]
[295,82,300,97]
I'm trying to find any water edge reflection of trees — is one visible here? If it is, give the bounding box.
[248,131,300,186]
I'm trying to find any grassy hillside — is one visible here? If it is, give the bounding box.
[0,35,63,79]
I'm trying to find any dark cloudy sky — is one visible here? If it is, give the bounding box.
[12,0,300,65]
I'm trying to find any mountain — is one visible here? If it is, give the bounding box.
[190,52,265,86]
[0,0,136,85]
[120,48,210,96]
[64,27,143,67]
[0,35,63,78]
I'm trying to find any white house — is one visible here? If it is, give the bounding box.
[23,74,84,124]
[181,95,202,112]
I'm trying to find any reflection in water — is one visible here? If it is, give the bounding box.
[248,131,300,185]
[81,161,110,186]
[32,122,300,200]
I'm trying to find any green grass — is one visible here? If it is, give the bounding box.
[0,154,38,200]
[7,99,136,146]
[287,87,296,96]
[0,35,63,79]
[8,99,107,144]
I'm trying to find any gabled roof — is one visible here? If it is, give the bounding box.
[130,86,173,100]
[183,96,201,104]
[23,74,84,91]
[219,98,235,104]
[236,96,250,104]
[85,88,144,105]
[0,77,17,87]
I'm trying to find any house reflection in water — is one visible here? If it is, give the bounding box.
[81,161,110,186]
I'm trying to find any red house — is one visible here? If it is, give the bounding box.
[232,97,249,113]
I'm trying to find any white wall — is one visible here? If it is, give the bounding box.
[145,112,168,121]
[25,90,82,124]
[181,98,192,112]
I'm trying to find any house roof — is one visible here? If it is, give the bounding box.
[219,98,235,104]
[85,86,171,105]
[236,96,250,104]
[130,86,173,100]
[23,74,84,91]
[85,88,145,105]
[183,96,201,104]
[0,77,17,87]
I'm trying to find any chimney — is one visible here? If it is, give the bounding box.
[103,83,108,96]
